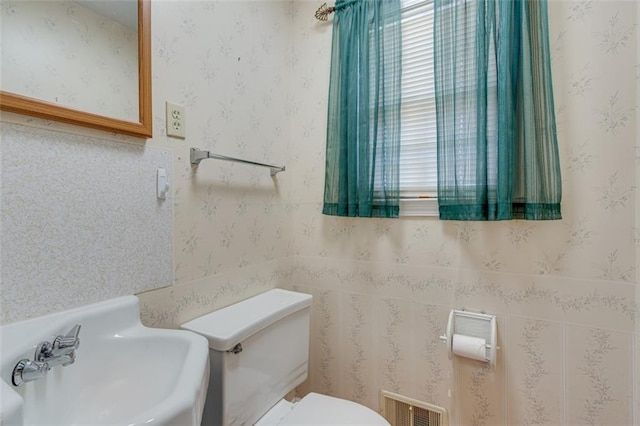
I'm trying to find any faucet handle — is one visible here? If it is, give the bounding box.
[12,359,50,386]
[35,341,53,361]
[54,324,81,351]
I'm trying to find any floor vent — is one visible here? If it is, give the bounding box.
[380,391,448,426]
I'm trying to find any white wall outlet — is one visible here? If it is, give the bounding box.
[166,101,186,139]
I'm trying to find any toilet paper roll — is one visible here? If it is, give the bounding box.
[452,334,487,362]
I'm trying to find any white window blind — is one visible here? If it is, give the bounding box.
[398,0,498,216]
[399,0,438,215]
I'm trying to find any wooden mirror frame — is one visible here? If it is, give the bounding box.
[0,0,152,138]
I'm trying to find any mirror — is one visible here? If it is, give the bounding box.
[0,0,152,138]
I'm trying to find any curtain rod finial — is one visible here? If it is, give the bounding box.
[315,2,335,21]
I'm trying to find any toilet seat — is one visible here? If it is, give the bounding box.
[261,393,389,426]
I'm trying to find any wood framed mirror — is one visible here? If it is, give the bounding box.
[0,0,152,138]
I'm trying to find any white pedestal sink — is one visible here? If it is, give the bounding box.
[0,296,209,425]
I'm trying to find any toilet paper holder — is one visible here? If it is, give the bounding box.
[439,309,498,366]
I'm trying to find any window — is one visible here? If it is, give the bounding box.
[399,0,438,216]
[398,0,498,216]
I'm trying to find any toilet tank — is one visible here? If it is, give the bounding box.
[181,289,312,426]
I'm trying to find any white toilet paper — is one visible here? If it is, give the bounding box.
[451,334,487,362]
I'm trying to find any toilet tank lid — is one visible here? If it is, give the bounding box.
[180,289,312,351]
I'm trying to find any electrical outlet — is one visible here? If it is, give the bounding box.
[166,101,186,139]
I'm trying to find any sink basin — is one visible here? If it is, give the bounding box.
[0,296,209,425]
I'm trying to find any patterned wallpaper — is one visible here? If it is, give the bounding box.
[0,0,296,325]
[1,0,138,121]
[135,0,296,326]
[286,0,638,425]
[0,0,637,425]
[0,122,172,324]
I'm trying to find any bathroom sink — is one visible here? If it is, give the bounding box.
[0,296,209,425]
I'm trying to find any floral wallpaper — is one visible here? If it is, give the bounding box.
[286,0,638,424]
[0,0,637,425]
[135,0,296,326]
[1,0,138,121]
[0,0,296,326]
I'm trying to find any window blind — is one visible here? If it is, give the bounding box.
[398,0,498,216]
[400,0,437,198]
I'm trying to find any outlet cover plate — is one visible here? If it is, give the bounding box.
[166,101,185,139]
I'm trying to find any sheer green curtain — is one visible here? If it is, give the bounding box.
[434,0,562,220]
[323,0,403,218]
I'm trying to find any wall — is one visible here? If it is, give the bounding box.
[635,1,640,421]
[0,121,172,323]
[135,0,295,326]
[0,0,295,325]
[0,0,637,425]
[288,1,638,425]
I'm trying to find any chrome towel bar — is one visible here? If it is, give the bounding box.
[190,148,286,176]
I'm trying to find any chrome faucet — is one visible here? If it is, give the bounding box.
[12,324,81,386]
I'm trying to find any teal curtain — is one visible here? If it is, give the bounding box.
[434,0,562,220]
[322,0,402,218]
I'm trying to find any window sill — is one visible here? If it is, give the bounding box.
[399,198,439,217]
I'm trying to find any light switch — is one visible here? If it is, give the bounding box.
[157,168,170,199]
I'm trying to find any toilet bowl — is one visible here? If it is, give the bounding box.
[181,289,389,426]
[255,392,389,425]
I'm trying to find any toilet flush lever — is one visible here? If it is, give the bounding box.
[227,343,243,354]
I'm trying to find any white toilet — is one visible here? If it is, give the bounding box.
[181,289,390,426]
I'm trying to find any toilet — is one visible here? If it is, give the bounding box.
[181,289,390,426]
